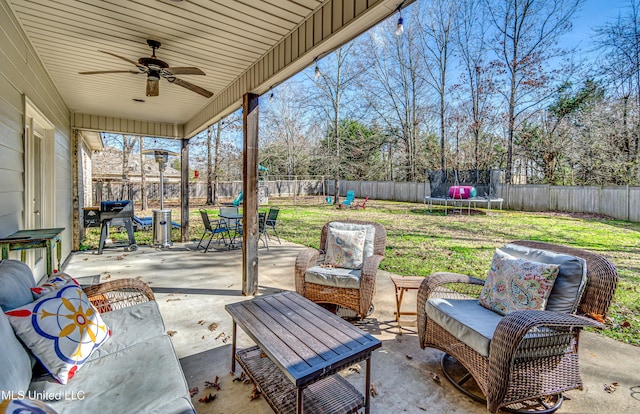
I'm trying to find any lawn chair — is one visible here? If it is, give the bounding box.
[417,241,618,413]
[294,220,386,319]
[341,190,355,207]
[197,209,229,252]
[265,207,280,244]
[258,212,268,250]
[352,196,369,210]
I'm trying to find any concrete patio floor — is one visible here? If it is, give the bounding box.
[63,240,640,413]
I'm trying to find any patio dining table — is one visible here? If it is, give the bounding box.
[219,211,243,249]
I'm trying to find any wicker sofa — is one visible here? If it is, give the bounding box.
[0,259,195,413]
[417,241,618,413]
[294,220,386,319]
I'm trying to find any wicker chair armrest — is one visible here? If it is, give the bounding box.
[360,254,384,283]
[486,310,603,412]
[417,272,485,348]
[417,272,484,305]
[294,248,320,294]
[83,278,154,313]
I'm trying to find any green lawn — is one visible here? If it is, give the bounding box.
[82,198,640,346]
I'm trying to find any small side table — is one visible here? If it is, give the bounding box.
[0,228,64,277]
[391,275,425,335]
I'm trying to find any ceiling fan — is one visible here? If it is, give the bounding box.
[79,39,213,98]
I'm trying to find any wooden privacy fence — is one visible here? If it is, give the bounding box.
[502,184,640,222]
[332,181,640,222]
[93,180,640,222]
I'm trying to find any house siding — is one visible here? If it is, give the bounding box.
[0,0,72,271]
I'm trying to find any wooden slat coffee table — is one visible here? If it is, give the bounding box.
[226,291,381,414]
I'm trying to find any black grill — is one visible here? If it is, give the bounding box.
[100,200,134,220]
[97,200,137,254]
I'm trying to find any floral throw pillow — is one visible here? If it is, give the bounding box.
[6,283,111,384]
[324,228,367,270]
[31,272,79,299]
[478,249,560,316]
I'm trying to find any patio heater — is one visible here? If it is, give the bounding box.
[142,149,178,248]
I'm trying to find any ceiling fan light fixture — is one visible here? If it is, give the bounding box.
[148,70,161,81]
[146,79,160,96]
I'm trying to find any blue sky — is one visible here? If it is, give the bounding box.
[565,0,630,49]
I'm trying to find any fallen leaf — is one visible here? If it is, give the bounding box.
[208,323,218,332]
[201,335,205,340]
[189,387,198,397]
[199,393,216,403]
[370,383,378,397]
[249,386,261,400]
[205,376,221,391]
[431,372,441,384]
[621,321,631,328]
[406,354,413,360]
[604,383,618,393]
[167,330,177,337]
[198,320,206,325]
[587,313,605,323]
[116,256,123,260]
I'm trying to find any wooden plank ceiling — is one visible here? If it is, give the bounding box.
[6,0,405,138]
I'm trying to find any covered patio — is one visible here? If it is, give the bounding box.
[2,1,639,413]
[0,0,418,291]
[59,241,640,413]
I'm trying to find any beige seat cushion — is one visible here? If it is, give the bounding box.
[427,298,502,357]
[305,265,361,289]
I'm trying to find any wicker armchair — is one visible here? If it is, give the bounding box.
[83,278,155,313]
[294,220,386,319]
[417,240,618,413]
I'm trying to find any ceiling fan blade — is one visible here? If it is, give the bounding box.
[79,70,139,75]
[146,79,160,97]
[98,50,142,68]
[165,67,206,75]
[168,77,213,98]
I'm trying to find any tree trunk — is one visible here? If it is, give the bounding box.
[206,125,213,205]
[213,120,222,205]
[139,137,148,210]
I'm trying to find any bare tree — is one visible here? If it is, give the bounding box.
[358,10,430,182]
[594,0,640,183]
[417,0,458,172]
[138,136,148,210]
[486,0,583,183]
[205,124,214,205]
[119,135,136,200]
[455,0,499,180]
[312,45,359,201]
[260,82,313,178]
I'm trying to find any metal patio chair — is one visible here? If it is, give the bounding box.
[265,207,281,244]
[197,209,229,252]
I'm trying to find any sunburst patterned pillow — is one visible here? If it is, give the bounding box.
[5,283,111,384]
[0,398,58,413]
[478,249,560,316]
[31,272,79,299]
